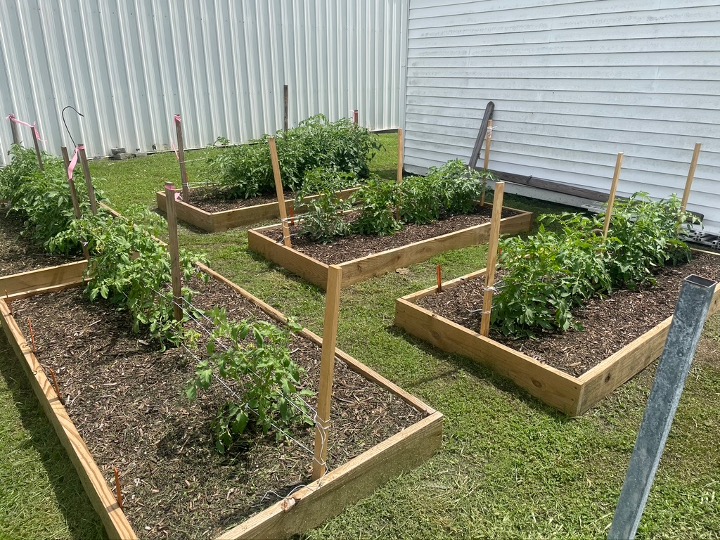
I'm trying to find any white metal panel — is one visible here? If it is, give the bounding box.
[403,0,720,233]
[0,0,407,163]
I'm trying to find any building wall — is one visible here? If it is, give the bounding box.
[402,0,720,232]
[0,0,408,163]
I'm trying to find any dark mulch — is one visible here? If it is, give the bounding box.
[416,252,720,377]
[186,188,290,213]
[261,207,519,265]
[0,212,80,275]
[12,276,423,539]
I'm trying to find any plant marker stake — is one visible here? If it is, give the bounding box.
[8,114,21,145]
[77,144,98,215]
[681,142,702,212]
[479,181,505,337]
[289,205,295,227]
[353,109,359,125]
[268,137,292,247]
[48,368,65,405]
[609,274,717,540]
[164,183,184,322]
[602,152,624,238]
[174,114,190,201]
[312,264,343,480]
[283,84,289,132]
[480,120,494,207]
[31,122,44,170]
[61,145,70,170]
[27,317,37,353]
[114,467,123,509]
[397,128,404,184]
[436,265,442,293]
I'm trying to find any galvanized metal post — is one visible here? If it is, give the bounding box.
[609,274,717,540]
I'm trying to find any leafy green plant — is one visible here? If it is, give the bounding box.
[398,174,443,225]
[351,178,402,236]
[428,159,490,215]
[187,309,314,453]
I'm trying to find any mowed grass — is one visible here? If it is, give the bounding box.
[0,132,718,538]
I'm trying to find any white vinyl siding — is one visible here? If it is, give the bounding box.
[403,0,720,232]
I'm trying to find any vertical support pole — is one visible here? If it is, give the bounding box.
[61,146,70,171]
[479,181,505,337]
[9,115,21,145]
[312,264,343,480]
[609,274,717,540]
[397,128,404,184]
[164,183,184,322]
[31,124,43,170]
[436,265,442,293]
[268,137,292,247]
[283,84,289,132]
[77,144,98,215]
[175,114,190,201]
[603,152,624,238]
[483,119,494,171]
[353,109,359,125]
[681,142,702,212]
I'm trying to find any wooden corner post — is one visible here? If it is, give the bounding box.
[397,128,404,184]
[8,114,21,145]
[31,122,44,171]
[479,181,505,337]
[312,264,343,480]
[602,152,624,238]
[283,85,289,132]
[268,137,292,247]
[681,143,702,212]
[164,183,184,322]
[174,114,190,201]
[77,144,98,215]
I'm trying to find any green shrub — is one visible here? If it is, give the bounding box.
[352,178,402,236]
[427,159,489,215]
[296,167,356,243]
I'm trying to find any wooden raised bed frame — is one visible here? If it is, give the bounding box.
[0,261,442,540]
[156,186,360,232]
[394,249,720,416]
[248,204,533,290]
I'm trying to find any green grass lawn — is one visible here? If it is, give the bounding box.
[1,133,718,539]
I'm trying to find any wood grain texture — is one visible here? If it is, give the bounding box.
[0,261,87,296]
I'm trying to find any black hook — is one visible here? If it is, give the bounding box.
[61,105,84,148]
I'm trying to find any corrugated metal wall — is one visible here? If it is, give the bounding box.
[402,0,720,233]
[0,0,407,164]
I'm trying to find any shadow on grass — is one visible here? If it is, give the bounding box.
[0,335,107,540]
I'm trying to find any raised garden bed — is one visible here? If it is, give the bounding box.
[156,185,361,233]
[1,261,442,539]
[394,249,720,416]
[248,204,533,290]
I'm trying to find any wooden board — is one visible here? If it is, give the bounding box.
[0,261,87,297]
[395,249,720,415]
[156,187,361,233]
[1,262,442,540]
[249,206,533,290]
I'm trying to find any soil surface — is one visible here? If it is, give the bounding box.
[261,207,519,265]
[187,188,290,213]
[416,252,720,377]
[0,211,80,275]
[13,276,423,539]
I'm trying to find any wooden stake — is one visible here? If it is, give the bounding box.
[483,119,493,171]
[353,109,359,125]
[77,144,98,215]
[436,265,442,293]
[27,317,37,353]
[175,114,190,201]
[62,147,82,220]
[602,152,624,238]
[284,85,289,132]
[479,181,505,337]
[164,183,184,322]
[681,143,702,212]
[397,128,404,184]
[268,137,292,247]
[312,265,343,480]
[48,368,65,405]
[31,123,43,171]
[113,467,123,509]
[61,145,70,170]
[9,115,21,145]
[289,206,295,227]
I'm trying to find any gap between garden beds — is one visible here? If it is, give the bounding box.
[416,251,720,377]
[11,274,424,539]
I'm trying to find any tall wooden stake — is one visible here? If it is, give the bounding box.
[31,123,43,171]
[479,181,505,337]
[312,264,343,480]
[164,183,184,322]
[61,146,70,171]
[436,265,442,293]
[353,109,359,125]
[681,143,702,212]
[77,144,98,215]
[283,84,289,132]
[268,137,292,247]
[397,128,404,184]
[603,152,624,238]
[9,115,20,145]
[483,119,494,171]
[175,114,190,201]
